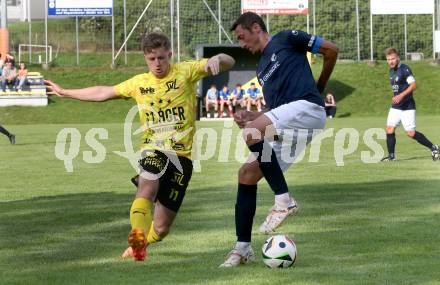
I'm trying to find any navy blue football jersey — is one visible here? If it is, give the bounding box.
[389,63,416,110]
[256,30,324,109]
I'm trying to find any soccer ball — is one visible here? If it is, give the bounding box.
[262,235,297,268]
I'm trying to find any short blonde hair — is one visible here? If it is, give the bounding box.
[385,47,399,57]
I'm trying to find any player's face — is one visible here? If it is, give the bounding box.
[144,47,172,78]
[234,24,261,54]
[386,53,400,69]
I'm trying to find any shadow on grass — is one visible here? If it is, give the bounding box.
[1,178,440,284]
[12,141,57,146]
[337,112,352,118]
[395,155,431,161]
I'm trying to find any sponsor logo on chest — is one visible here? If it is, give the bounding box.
[140,87,155,95]
[259,57,281,87]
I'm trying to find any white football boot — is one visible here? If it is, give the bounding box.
[219,246,255,268]
[431,145,439,161]
[259,197,299,234]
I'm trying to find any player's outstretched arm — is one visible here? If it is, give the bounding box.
[316,41,339,93]
[45,80,118,102]
[205,53,235,75]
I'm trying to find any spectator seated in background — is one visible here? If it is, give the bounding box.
[1,62,17,92]
[5,53,15,66]
[218,85,231,117]
[15,62,28,91]
[257,89,266,107]
[205,84,218,118]
[230,83,245,114]
[246,82,263,112]
[324,92,337,118]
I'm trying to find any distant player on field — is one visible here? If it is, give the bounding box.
[381,48,439,162]
[45,32,235,261]
[220,12,338,267]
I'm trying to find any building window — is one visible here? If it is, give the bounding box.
[7,0,22,7]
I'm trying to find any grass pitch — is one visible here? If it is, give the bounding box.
[1,117,439,285]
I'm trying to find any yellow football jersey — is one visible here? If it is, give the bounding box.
[114,59,209,160]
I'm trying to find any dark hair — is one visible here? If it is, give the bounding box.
[19,62,26,69]
[250,82,256,86]
[236,83,242,87]
[230,12,267,32]
[142,32,171,53]
[385,47,399,57]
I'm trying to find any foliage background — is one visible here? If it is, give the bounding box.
[9,0,437,65]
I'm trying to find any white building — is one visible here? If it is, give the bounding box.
[6,0,45,21]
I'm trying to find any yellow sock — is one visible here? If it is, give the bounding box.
[147,222,164,244]
[129,198,153,233]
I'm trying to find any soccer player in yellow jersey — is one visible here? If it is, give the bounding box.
[45,33,235,261]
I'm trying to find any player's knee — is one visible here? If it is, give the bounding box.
[385,126,395,134]
[406,130,415,137]
[135,181,158,201]
[238,164,259,184]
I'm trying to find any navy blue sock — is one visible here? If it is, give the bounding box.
[413,131,434,150]
[386,133,396,157]
[0,125,11,138]
[235,183,257,242]
[248,140,288,195]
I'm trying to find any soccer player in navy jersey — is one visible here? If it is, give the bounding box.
[220,12,338,267]
[381,48,439,162]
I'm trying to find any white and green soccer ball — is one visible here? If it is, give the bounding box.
[262,235,297,268]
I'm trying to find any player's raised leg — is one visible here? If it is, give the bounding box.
[401,110,439,161]
[246,113,300,230]
[406,130,439,161]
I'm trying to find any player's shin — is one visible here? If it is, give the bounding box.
[412,131,434,149]
[147,222,165,244]
[130,197,153,234]
[125,198,153,261]
[248,140,288,196]
[235,183,257,244]
[386,133,396,157]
